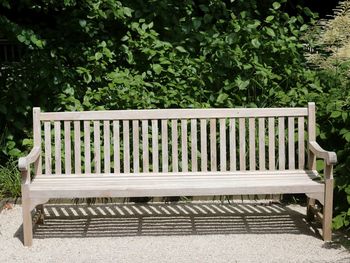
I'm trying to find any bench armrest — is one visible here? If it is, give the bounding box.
[308,141,337,166]
[18,147,40,172]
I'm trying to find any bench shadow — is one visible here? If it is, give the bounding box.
[15,202,321,240]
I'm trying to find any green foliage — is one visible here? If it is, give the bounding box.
[304,0,350,231]
[0,159,21,199]
[0,0,318,161]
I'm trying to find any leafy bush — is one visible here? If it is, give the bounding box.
[0,159,21,199]
[304,0,350,231]
[0,0,318,158]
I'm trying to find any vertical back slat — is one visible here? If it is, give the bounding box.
[104,121,110,173]
[74,121,81,174]
[248,118,256,171]
[54,122,61,174]
[161,120,168,172]
[268,118,275,170]
[191,119,197,172]
[132,120,139,173]
[298,117,305,169]
[152,120,159,172]
[113,121,120,173]
[64,121,71,174]
[171,120,178,172]
[84,121,91,173]
[219,119,226,171]
[123,120,130,173]
[288,117,295,169]
[278,117,285,170]
[239,118,246,170]
[229,119,236,171]
[258,118,265,171]
[142,120,149,173]
[200,119,207,172]
[93,121,101,173]
[33,108,42,175]
[44,122,52,174]
[181,120,188,172]
[210,119,217,171]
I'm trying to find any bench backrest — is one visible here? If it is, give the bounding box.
[32,103,316,175]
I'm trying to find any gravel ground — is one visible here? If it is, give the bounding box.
[0,203,349,263]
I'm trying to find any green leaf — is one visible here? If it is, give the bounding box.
[251,38,261,48]
[265,16,274,22]
[176,46,187,53]
[152,64,162,75]
[217,93,228,103]
[95,52,103,60]
[266,28,275,37]
[300,24,308,31]
[79,19,86,27]
[22,139,32,146]
[272,2,281,10]
[330,111,341,118]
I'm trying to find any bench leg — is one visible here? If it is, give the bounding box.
[306,197,316,222]
[22,198,33,246]
[323,178,333,242]
[36,204,45,225]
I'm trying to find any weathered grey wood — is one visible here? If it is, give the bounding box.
[249,118,256,171]
[113,121,120,173]
[288,117,295,169]
[181,120,188,172]
[268,118,275,170]
[308,102,316,170]
[64,121,71,174]
[44,122,51,174]
[309,141,337,166]
[161,120,168,172]
[210,119,217,171]
[54,122,61,174]
[132,120,139,173]
[152,120,159,173]
[323,165,334,241]
[191,119,197,172]
[298,117,305,169]
[239,118,246,170]
[93,121,101,173]
[40,107,308,121]
[278,117,285,170]
[142,120,149,173]
[258,118,265,171]
[74,121,81,174]
[123,120,130,173]
[171,120,178,172]
[33,108,42,175]
[229,119,236,171]
[84,121,91,173]
[219,119,226,171]
[103,121,111,173]
[200,119,207,172]
[29,171,324,199]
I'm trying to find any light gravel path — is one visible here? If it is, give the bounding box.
[0,203,349,263]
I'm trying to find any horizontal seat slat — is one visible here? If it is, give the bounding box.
[39,108,308,121]
[29,171,323,199]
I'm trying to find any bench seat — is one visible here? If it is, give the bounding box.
[29,170,323,198]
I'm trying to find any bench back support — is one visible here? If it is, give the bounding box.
[32,105,314,175]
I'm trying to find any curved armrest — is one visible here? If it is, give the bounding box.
[18,147,41,171]
[309,141,337,165]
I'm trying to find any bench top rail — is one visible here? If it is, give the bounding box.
[39,108,308,121]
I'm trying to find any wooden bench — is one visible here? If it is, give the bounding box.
[18,103,337,246]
